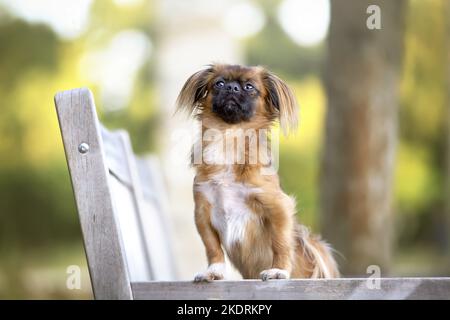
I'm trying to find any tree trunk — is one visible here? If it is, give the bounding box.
[321,0,406,275]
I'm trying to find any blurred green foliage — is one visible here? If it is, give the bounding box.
[0,0,448,298]
[396,0,448,251]
[245,0,450,273]
[246,17,325,79]
[0,0,159,298]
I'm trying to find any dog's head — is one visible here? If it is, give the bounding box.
[176,64,298,134]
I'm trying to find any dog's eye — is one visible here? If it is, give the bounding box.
[244,83,254,91]
[215,80,225,88]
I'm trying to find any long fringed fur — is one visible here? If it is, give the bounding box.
[295,225,340,278]
[179,64,339,281]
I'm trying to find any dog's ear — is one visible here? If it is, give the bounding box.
[263,71,298,135]
[176,67,213,115]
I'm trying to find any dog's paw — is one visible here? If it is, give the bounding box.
[260,268,290,281]
[194,263,226,282]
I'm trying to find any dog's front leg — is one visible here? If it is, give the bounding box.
[193,191,226,282]
[257,193,294,281]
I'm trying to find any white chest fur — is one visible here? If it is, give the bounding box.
[195,168,261,250]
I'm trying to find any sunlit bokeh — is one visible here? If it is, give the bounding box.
[278,0,330,47]
[222,2,265,39]
[113,0,144,7]
[0,0,93,39]
[0,0,448,298]
[80,30,152,111]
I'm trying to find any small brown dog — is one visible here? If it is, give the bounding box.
[176,64,339,281]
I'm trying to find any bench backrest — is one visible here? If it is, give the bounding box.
[54,88,177,299]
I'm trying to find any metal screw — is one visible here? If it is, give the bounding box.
[78,142,90,154]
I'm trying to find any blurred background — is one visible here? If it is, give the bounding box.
[0,0,449,299]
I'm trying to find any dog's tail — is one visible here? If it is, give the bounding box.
[295,224,340,278]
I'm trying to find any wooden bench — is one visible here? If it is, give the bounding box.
[54,88,450,300]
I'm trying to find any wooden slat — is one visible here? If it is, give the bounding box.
[101,125,132,188]
[131,278,450,300]
[136,157,161,209]
[55,88,133,300]
[136,157,178,280]
[107,172,152,282]
[115,131,154,281]
[56,88,450,301]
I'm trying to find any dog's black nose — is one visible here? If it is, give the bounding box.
[226,81,240,93]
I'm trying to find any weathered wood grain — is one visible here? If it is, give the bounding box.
[114,131,155,281]
[55,88,133,300]
[101,125,133,188]
[55,87,450,301]
[136,156,178,280]
[131,278,450,300]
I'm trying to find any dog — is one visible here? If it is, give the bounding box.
[176,64,339,281]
